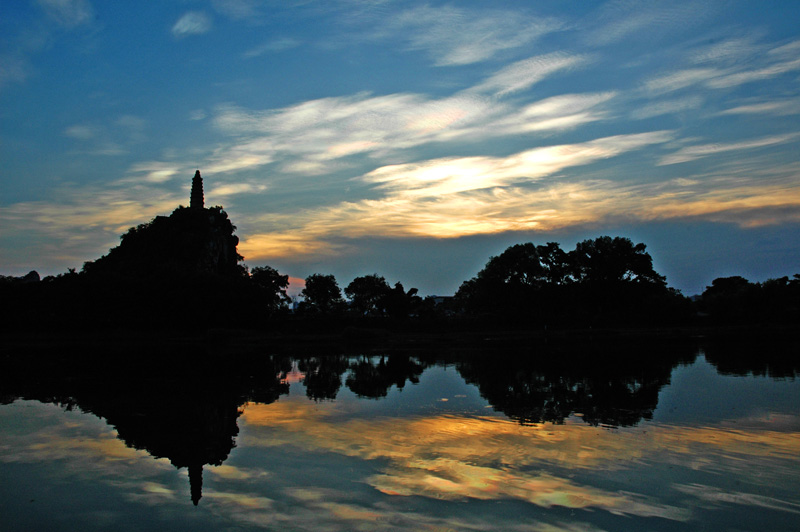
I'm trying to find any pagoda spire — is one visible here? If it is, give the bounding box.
[190,170,204,209]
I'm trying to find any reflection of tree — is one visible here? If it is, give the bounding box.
[0,347,292,505]
[297,356,350,401]
[703,339,800,379]
[345,355,425,398]
[455,342,697,427]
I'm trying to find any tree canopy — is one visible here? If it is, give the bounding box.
[300,274,344,314]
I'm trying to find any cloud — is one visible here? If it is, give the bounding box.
[208,83,615,178]
[659,134,799,165]
[631,96,704,119]
[363,132,673,200]
[473,54,589,97]
[127,162,183,183]
[235,132,676,260]
[37,0,94,28]
[212,0,260,20]
[0,54,30,90]
[381,6,563,66]
[238,232,340,261]
[237,152,800,262]
[719,99,800,116]
[644,68,723,94]
[64,124,99,140]
[208,183,267,197]
[172,12,212,38]
[243,38,301,58]
[645,38,800,94]
[689,35,766,65]
[583,1,713,46]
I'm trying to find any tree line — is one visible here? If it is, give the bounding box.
[2,233,798,332]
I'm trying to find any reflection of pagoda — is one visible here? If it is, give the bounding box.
[100,390,242,506]
[0,344,297,505]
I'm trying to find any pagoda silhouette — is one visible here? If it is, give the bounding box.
[82,170,244,279]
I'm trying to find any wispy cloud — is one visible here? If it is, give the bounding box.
[207,62,614,178]
[64,124,99,140]
[719,99,800,116]
[243,38,301,58]
[473,53,589,96]
[37,0,94,28]
[0,182,182,271]
[211,0,260,20]
[127,162,183,183]
[583,0,713,46]
[631,96,704,119]
[237,132,674,259]
[381,6,563,66]
[659,134,799,165]
[645,38,800,94]
[172,12,212,38]
[209,183,267,197]
[363,132,673,200]
[0,54,31,89]
[644,68,722,94]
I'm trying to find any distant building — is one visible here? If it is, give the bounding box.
[190,170,204,209]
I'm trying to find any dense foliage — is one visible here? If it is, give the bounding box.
[455,237,685,327]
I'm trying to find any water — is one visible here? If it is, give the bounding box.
[1,339,798,531]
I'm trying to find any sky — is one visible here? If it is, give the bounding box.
[1,0,799,297]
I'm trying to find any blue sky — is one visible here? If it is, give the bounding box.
[2,0,799,296]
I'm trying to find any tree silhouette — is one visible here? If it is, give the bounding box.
[570,236,665,286]
[300,273,344,314]
[383,282,422,320]
[345,274,391,316]
[456,236,683,327]
[251,266,290,314]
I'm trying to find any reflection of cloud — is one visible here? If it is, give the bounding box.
[240,400,800,521]
[172,12,212,38]
[207,464,260,481]
[675,484,800,515]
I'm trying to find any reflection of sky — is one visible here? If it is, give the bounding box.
[1,361,799,531]
[655,355,800,426]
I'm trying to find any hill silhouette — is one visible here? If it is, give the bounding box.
[82,205,244,280]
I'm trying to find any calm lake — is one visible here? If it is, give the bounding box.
[1,337,798,531]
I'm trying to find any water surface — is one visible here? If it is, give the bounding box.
[1,340,798,531]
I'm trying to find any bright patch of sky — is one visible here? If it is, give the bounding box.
[1,0,799,295]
